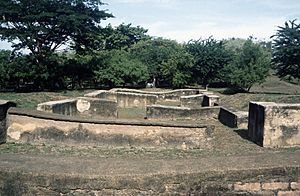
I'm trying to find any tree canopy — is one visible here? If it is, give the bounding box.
[222,38,271,92]
[94,49,149,88]
[102,23,150,50]
[0,1,291,91]
[186,38,231,86]
[130,38,186,86]
[0,0,112,57]
[272,20,300,80]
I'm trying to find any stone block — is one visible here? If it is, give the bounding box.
[291,182,300,190]
[85,90,158,108]
[218,107,248,129]
[146,105,220,120]
[85,90,117,100]
[278,191,300,196]
[180,94,204,108]
[0,100,16,144]
[84,90,109,98]
[37,99,77,116]
[115,92,157,108]
[202,94,220,107]
[262,182,289,190]
[233,182,261,192]
[76,97,117,118]
[248,102,300,148]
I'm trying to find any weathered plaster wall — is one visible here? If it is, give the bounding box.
[37,99,77,116]
[180,94,204,108]
[218,107,248,129]
[37,98,118,118]
[115,92,157,108]
[76,97,117,118]
[7,108,211,149]
[146,105,220,120]
[99,88,206,101]
[248,102,300,147]
[85,90,158,108]
[0,101,16,144]
[202,94,220,107]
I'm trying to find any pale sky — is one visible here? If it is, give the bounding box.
[103,0,300,42]
[1,0,299,49]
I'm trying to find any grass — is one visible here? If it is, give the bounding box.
[118,107,146,119]
[210,75,300,111]
[0,89,94,109]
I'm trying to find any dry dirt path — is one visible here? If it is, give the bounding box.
[0,150,299,177]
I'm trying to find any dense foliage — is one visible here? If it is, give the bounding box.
[222,39,271,91]
[130,38,193,87]
[186,38,231,86]
[0,0,112,88]
[94,50,149,87]
[272,20,300,81]
[0,1,293,91]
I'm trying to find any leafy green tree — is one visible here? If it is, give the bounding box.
[272,20,300,80]
[0,0,112,89]
[161,49,194,88]
[130,38,187,86]
[94,50,149,88]
[0,50,11,88]
[63,54,96,89]
[0,0,112,55]
[186,37,231,86]
[222,38,271,92]
[102,23,149,50]
[0,50,39,89]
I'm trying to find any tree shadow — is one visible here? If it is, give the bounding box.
[220,87,249,95]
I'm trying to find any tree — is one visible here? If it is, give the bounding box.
[186,37,231,86]
[222,38,271,92]
[94,50,149,88]
[102,23,149,50]
[0,0,112,88]
[0,50,11,88]
[63,53,97,89]
[0,50,39,89]
[161,49,194,88]
[272,20,300,80]
[130,38,187,86]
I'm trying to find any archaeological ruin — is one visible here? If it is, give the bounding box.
[0,88,299,195]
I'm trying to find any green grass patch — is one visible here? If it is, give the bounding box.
[0,90,94,109]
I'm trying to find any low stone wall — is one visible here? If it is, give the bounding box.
[218,107,248,129]
[6,108,212,149]
[180,94,204,108]
[76,97,117,118]
[37,99,77,116]
[85,90,158,108]
[0,100,16,144]
[37,98,118,118]
[0,164,298,195]
[202,94,220,107]
[146,105,220,120]
[110,88,205,100]
[85,90,117,100]
[248,102,300,148]
[116,92,157,108]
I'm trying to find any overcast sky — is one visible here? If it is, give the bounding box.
[103,0,300,42]
[1,0,299,49]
